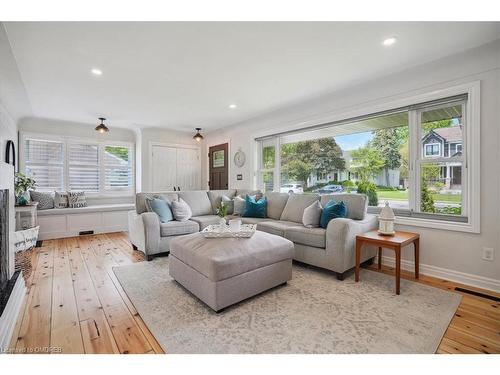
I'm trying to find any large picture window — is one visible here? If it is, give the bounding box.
[21,133,134,195]
[256,86,478,232]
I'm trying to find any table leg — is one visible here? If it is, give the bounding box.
[355,240,362,282]
[414,238,420,279]
[378,247,382,270]
[395,246,401,295]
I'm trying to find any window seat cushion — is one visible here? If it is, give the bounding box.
[37,203,135,216]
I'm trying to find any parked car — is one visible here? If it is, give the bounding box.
[280,183,304,194]
[314,184,344,194]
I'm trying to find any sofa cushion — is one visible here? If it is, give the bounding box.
[285,226,326,248]
[207,189,236,214]
[169,231,294,282]
[243,195,267,218]
[238,217,272,225]
[178,191,213,216]
[257,220,301,237]
[160,220,199,237]
[264,192,289,220]
[320,193,367,220]
[280,193,319,223]
[190,215,222,230]
[236,189,261,198]
[136,192,178,214]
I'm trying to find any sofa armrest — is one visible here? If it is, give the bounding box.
[325,214,378,273]
[128,210,161,255]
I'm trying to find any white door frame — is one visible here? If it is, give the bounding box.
[148,141,201,191]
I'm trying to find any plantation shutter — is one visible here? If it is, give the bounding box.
[24,138,64,191]
[104,145,133,190]
[68,143,99,192]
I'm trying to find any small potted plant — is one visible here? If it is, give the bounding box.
[14,172,36,206]
[216,201,228,226]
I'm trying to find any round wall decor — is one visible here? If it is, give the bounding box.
[234,148,246,168]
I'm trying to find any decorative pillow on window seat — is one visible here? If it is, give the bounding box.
[146,197,173,223]
[54,191,69,208]
[320,200,347,228]
[242,195,267,218]
[29,190,54,210]
[68,191,88,208]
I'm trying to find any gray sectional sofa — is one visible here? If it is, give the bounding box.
[128,189,378,279]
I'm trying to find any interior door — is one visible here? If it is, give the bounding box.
[208,143,228,190]
[151,145,177,191]
[176,147,201,190]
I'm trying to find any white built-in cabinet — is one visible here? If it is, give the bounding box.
[150,142,201,191]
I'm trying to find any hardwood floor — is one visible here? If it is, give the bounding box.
[7,232,500,354]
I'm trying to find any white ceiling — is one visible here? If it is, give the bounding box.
[4,22,500,132]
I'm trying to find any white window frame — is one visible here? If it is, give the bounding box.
[256,137,280,192]
[19,132,135,197]
[255,81,480,233]
[424,142,441,157]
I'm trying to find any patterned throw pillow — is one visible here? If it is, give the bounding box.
[68,191,88,208]
[29,190,54,210]
[54,191,69,208]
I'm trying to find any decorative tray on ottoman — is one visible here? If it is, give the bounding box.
[201,224,257,238]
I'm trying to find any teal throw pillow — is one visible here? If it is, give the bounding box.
[147,197,173,223]
[320,200,347,228]
[242,195,267,218]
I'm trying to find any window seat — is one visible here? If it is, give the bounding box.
[36,203,135,240]
[37,203,135,216]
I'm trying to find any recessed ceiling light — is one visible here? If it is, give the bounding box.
[229,104,237,109]
[91,68,103,76]
[382,37,397,46]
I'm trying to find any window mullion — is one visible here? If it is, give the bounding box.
[408,109,419,213]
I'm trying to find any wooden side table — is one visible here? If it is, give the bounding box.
[355,230,420,295]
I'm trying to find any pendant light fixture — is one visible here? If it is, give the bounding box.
[95,117,109,134]
[193,127,204,142]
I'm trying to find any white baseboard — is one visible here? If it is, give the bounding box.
[379,255,500,293]
[0,274,26,352]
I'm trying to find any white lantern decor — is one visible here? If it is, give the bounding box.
[378,201,395,236]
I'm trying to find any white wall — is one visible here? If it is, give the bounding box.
[140,127,201,192]
[203,39,500,290]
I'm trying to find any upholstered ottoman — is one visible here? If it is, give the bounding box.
[169,231,294,312]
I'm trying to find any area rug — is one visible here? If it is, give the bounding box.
[113,258,461,354]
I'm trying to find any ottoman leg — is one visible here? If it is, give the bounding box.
[147,254,154,261]
[336,272,345,281]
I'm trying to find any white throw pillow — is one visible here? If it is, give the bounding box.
[171,197,192,221]
[302,200,322,228]
[54,191,69,208]
[221,195,234,215]
[68,191,88,208]
[233,196,246,216]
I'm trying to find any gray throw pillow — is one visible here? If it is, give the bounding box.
[221,195,234,215]
[54,191,69,208]
[171,198,192,221]
[233,196,246,216]
[30,190,54,210]
[302,200,322,228]
[68,191,88,208]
